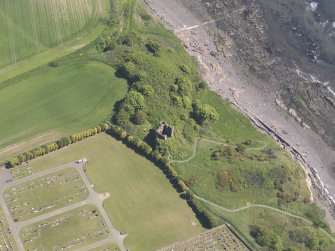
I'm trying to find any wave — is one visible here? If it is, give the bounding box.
[295,65,335,98]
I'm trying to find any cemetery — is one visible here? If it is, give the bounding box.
[20,204,109,250]
[3,168,89,221]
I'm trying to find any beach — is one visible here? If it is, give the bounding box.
[144,0,335,231]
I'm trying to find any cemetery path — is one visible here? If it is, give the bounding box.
[0,161,126,251]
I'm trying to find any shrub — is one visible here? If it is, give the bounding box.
[125,91,146,111]
[289,228,332,250]
[252,226,283,251]
[179,64,191,74]
[177,178,189,192]
[146,41,160,56]
[119,62,141,82]
[176,77,192,96]
[140,13,151,21]
[48,60,59,67]
[132,110,146,125]
[139,85,155,96]
[193,103,219,124]
[120,130,127,139]
[235,144,246,154]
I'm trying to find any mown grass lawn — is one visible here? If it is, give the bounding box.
[0,61,128,162]
[29,134,205,250]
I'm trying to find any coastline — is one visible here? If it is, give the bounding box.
[143,0,335,231]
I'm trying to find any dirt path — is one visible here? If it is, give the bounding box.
[194,194,334,240]
[171,138,267,163]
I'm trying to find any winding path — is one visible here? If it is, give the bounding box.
[171,137,267,163]
[171,138,333,239]
[194,194,334,240]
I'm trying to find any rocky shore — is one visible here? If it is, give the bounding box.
[144,0,335,231]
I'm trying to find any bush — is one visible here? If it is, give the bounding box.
[289,228,332,250]
[177,178,189,192]
[125,91,146,111]
[119,62,141,82]
[252,226,283,251]
[179,64,191,74]
[139,85,155,96]
[193,103,219,124]
[146,41,160,56]
[132,110,146,125]
[176,77,192,96]
[48,60,59,67]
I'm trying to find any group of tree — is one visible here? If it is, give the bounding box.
[7,122,110,168]
[289,228,332,250]
[251,225,283,251]
[115,90,148,127]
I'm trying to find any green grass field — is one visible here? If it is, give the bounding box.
[3,168,88,221]
[0,0,98,68]
[208,204,335,251]
[20,204,109,250]
[0,207,17,251]
[0,61,128,162]
[174,139,309,209]
[28,134,204,250]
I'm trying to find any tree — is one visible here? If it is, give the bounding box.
[120,130,127,139]
[125,91,146,111]
[120,61,141,82]
[139,85,155,96]
[254,226,283,251]
[177,178,189,191]
[132,110,146,125]
[193,103,219,124]
[176,77,192,96]
[146,41,160,56]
